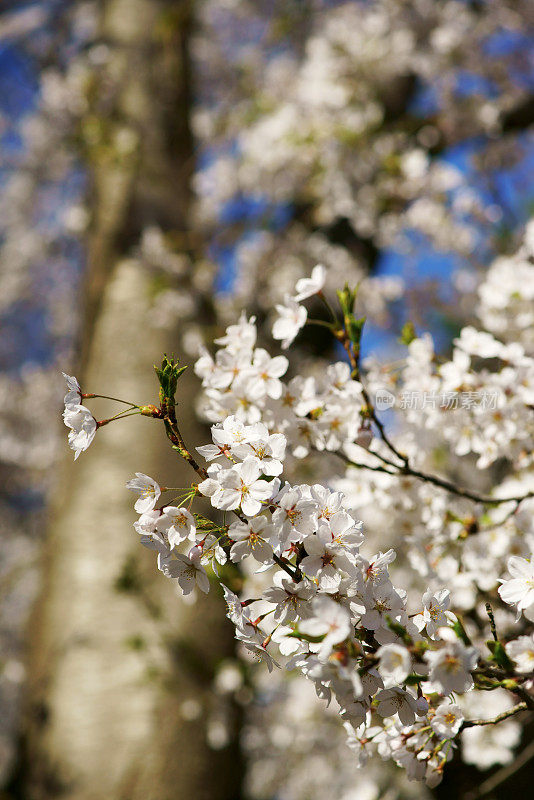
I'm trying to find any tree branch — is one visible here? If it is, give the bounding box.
[461,702,528,729]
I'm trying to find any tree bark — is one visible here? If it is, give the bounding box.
[20,2,242,799]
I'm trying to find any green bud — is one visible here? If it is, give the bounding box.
[385,615,412,646]
[399,321,416,346]
[287,630,325,644]
[486,640,514,671]
[501,678,519,690]
[404,673,425,685]
[452,617,472,646]
[154,354,187,406]
[336,283,359,317]
[346,314,366,348]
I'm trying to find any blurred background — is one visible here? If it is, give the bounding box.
[0,1,533,799]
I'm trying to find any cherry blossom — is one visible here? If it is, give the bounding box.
[272,297,307,349]
[293,263,326,302]
[156,506,197,547]
[228,517,273,564]
[498,555,534,618]
[62,403,97,460]
[505,634,534,673]
[430,703,464,738]
[160,549,210,595]
[62,372,82,405]
[126,473,161,514]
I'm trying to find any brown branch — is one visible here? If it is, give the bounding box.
[163,407,208,481]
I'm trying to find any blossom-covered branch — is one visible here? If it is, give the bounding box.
[62,240,534,788]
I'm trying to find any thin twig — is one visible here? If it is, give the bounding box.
[163,411,207,480]
[336,452,397,476]
[513,684,534,711]
[340,336,409,466]
[337,450,534,506]
[461,702,528,729]
[336,325,533,506]
[83,393,139,408]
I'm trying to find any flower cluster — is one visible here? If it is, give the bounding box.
[64,251,534,788]
[195,291,365,461]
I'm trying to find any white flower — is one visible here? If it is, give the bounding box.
[232,424,287,476]
[413,588,451,639]
[310,484,344,520]
[271,485,318,547]
[324,511,363,555]
[156,506,196,547]
[272,296,307,349]
[197,416,255,461]
[359,583,406,631]
[126,473,161,513]
[424,630,478,694]
[200,457,275,516]
[360,549,396,586]
[213,416,255,446]
[202,349,243,390]
[194,346,215,382]
[218,376,264,424]
[270,624,305,656]
[62,372,82,404]
[301,528,356,592]
[263,571,316,623]
[62,403,97,460]
[234,620,279,672]
[505,634,534,673]
[431,703,464,738]
[221,584,251,628]
[454,326,504,359]
[375,687,427,726]
[294,264,326,302]
[343,722,378,767]
[241,348,289,399]
[214,311,257,353]
[299,595,351,659]
[376,643,412,686]
[133,509,160,535]
[161,549,210,595]
[498,555,534,614]
[228,516,273,563]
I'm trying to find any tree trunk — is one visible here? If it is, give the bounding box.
[20,2,242,799]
